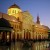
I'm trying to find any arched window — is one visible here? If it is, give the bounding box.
[17,33,19,39]
[26,33,28,39]
[24,31,25,39]
[12,10,16,14]
[12,10,14,13]
[28,32,31,39]
[38,35,41,39]
[15,10,16,14]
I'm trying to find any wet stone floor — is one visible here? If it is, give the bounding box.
[0,41,50,50]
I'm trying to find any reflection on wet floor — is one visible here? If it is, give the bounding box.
[0,41,50,50]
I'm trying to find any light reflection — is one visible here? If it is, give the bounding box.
[7,35,9,39]
[0,41,50,50]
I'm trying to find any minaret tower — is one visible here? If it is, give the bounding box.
[36,15,40,24]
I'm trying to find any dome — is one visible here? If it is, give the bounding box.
[8,4,20,9]
[0,18,11,27]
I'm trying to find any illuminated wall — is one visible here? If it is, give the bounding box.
[7,8,22,18]
[32,24,48,40]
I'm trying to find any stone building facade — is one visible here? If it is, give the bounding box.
[0,4,49,41]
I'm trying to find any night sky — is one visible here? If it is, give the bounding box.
[0,0,50,28]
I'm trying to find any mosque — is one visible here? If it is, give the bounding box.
[0,4,49,42]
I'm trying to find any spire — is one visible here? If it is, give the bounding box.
[36,14,40,24]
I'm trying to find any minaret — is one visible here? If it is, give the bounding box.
[36,15,40,24]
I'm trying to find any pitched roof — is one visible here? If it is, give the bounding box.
[8,4,20,9]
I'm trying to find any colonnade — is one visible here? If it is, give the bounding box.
[0,31,11,42]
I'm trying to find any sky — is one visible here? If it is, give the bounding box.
[0,0,50,28]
